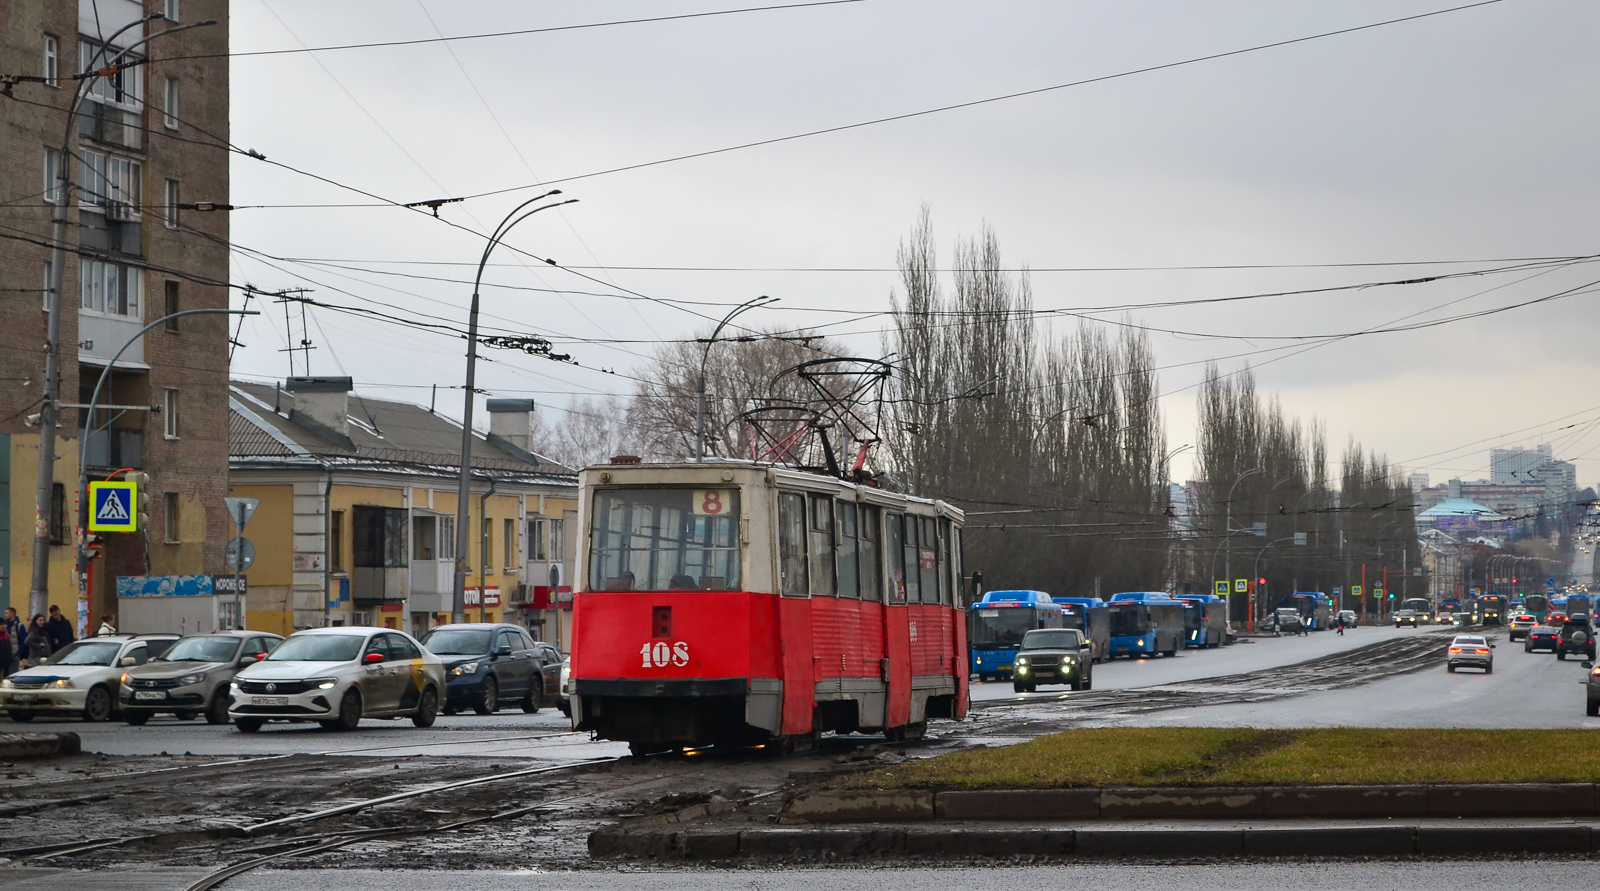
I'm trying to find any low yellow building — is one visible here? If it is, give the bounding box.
[229,378,577,643]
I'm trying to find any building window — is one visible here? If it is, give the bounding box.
[438,514,455,561]
[412,514,436,561]
[330,510,345,571]
[504,518,517,569]
[163,280,179,330]
[80,259,141,318]
[164,492,180,542]
[529,518,547,560]
[548,518,564,561]
[49,483,66,545]
[79,39,143,108]
[43,35,58,87]
[481,519,494,575]
[353,506,406,569]
[164,179,179,228]
[163,77,178,130]
[43,148,63,204]
[164,0,180,22]
[162,387,180,439]
[78,150,140,212]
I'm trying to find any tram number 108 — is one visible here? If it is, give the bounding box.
[640,641,691,668]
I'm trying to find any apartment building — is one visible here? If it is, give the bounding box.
[0,1,230,628]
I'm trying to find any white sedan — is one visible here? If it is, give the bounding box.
[228,627,445,733]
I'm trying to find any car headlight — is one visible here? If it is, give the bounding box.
[0,678,12,689]
[120,672,130,685]
[1015,665,1029,674]
[1014,657,1029,666]
[306,678,338,690]
[1064,656,1076,665]
[450,661,481,677]
[52,679,74,689]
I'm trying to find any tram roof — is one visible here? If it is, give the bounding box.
[579,459,963,519]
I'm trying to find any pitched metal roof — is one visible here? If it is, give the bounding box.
[228,381,576,483]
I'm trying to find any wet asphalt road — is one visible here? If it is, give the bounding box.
[969,623,1428,702]
[7,862,1598,890]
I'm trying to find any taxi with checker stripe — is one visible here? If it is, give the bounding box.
[228,627,445,733]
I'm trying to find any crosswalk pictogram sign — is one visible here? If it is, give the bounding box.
[88,481,137,532]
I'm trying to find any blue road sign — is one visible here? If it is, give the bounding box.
[88,481,137,533]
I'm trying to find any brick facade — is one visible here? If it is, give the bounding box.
[0,1,229,624]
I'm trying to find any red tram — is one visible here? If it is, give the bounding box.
[568,460,969,755]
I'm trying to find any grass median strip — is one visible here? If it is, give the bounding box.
[845,728,1600,789]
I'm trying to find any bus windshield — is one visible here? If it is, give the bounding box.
[970,608,1039,649]
[1109,607,1144,636]
[589,487,741,592]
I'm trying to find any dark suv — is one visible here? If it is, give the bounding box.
[1556,619,1596,661]
[421,624,562,715]
[1012,628,1093,693]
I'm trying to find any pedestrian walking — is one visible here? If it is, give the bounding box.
[3,607,22,674]
[45,605,74,652]
[1336,616,1346,636]
[24,615,50,667]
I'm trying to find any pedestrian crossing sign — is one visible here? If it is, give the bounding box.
[1215,581,1229,596]
[88,481,137,533]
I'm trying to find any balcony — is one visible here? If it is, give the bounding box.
[82,428,143,470]
[78,312,146,368]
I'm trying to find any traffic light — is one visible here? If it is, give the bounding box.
[1512,578,1518,584]
[1258,577,1267,587]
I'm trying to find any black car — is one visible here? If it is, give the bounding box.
[1526,625,1560,653]
[1012,628,1093,692]
[1555,620,1597,662]
[420,624,562,715]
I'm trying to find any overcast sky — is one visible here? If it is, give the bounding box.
[224,0,1600,487]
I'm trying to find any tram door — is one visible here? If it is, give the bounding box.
[882,513,912,728]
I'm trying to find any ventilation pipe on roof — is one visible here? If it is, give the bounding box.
[286,377,354,438]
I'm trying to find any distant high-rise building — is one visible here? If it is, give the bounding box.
[1491,445,1554,485]
[1410,472,1430,493]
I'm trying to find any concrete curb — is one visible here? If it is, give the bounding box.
[785,784,1600,823]
[590,823,1600,861]
[0,732,80,760]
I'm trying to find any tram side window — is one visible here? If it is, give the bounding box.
[950,524,964,607]
[937,518,951,606]
[836,502,859,598]
[859,505,882,601]
[886,512,906,603]
[589,488,741,592]
[809,495,836,596]
[777,492,808,597]
[918,517,939,604]
[900,515,922,603]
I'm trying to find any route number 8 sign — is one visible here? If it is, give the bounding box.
[692,489,732,516]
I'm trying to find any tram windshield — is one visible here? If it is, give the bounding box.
[589,487,742,592]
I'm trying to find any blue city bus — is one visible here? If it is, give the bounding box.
[1053,597,1110,662]
[1106,592,1186,659]
[1285,592,1333,631]
[1175,594,1228,648]
[968,590,1066,680]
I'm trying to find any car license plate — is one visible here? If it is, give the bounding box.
[134,691,167,700]
[253,697,289,706]
[10,694,37,702]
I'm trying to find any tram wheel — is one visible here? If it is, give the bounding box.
[628,741,652,758]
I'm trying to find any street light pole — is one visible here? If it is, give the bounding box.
[1223,467,1263,628]
[695,295,776,461]
[451,192,577,623]
[29,13,216,621]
